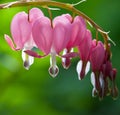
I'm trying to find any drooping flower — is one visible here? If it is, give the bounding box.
[5,8,44,69]
[89,42,118,100]
[67,16,86,48]
[62,15,87,69]
[49,15,71,77]
[32,16,53,55]
[109,69,118,99]
[52,15,71,54]
[76,30,92,80]
[31,14,71,77]
[2,3,118,100]
[101,49,118,99]
[90,40,105,98]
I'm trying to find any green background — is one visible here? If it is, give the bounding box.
[0,0,120,115]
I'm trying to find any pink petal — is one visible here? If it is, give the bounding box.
[11,12,32,48]
[90,40,105,71]
[73,16,86,45]
[67,16,86,48]
[53,15,71,25]
[78,30,92,61]
[4,34,20,50]
[32,17,53,54]
[53,24,67,53]
[61,14,72,22]
[53,16,71,53]
[29,8,44,24]
[67,22,80,48]
[24,50,44,58]
[62,52,79,58]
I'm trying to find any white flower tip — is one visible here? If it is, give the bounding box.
[62,58,71,69]
[24,60,30,70]
[49,66,59,78]
[92,88,98,97]
[99,72,104,88]
[91,72,95,87]
[99,72,105,98]
[85,61,90,75]
[78,76,81,80]
[22,51,34,70]
[76,61,90,80]
[76,60,82,80]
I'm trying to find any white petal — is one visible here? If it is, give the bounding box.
[91,72,95,87]
[62,49,67,64]
[92,87,97,97]
[22,50,34,70]
[76,60,82,80]
[76,60,90,80]
[49,50,59,77]
[99,72,104,97]
[99,72,104,88]
[49,65,59,78]
[62,48,67,55]
[85,61,90,75]
[62,48,73,62]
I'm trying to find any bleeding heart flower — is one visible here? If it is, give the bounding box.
[76,30,92,80]
[61,15,87,69]
[4,8,44,69]
[31,14,72,77]
[90,40,106,99]
[67,16,86,49]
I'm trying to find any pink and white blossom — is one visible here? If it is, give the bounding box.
[5,8,44,69]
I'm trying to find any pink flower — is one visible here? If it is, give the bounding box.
[67,16,86,48]
[76,30,92,80]
[61,15,87,69]
[110,69,118,99]
[101,51,118,99]
[52,14,71,54]
[90,40,105,72]
[5,8,44,69]
[29,8,44,25]
[32,16,53,55]
[32,14,71,77]
[90,40,105,98]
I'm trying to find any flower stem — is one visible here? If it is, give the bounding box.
[0,1,104,30]
[46,6,53,28]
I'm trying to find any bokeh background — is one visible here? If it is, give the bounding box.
[0,0,120,115]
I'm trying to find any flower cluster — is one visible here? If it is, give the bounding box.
[5,8,118,99]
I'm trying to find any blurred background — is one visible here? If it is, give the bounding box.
[0,0,120,115]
